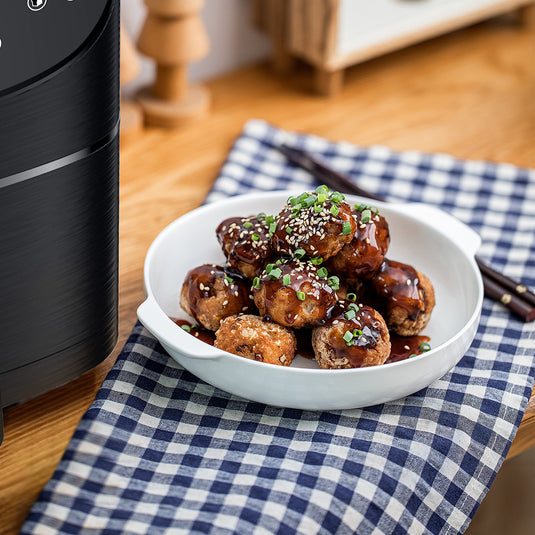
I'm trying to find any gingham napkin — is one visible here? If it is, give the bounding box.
[23,120,535,535]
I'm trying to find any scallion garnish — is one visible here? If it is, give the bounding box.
[348,303,358,311]
[330,192,344,204]
[252,233,260,241]
[361,210,372,224]
[317,193,328,203]
[266,215,274,224]
[314,203,323,213]
[283,274,291,286]
[265,263,275,274]
[302,195,316,208]
[328,276,340,290]
[330,205,340,217]
[243,221,253,228]
[419,342,431,352]
[343,331,354,344]
[269,222,277,234]
[355,203,367,212]
[315,185,329,196]
[224,275,234,284]
[286,226,293,234]
[269,268,282,280]
[294,248,306,259]
[342,221,352,235]
[354,329,363,337]
[181,325,191,333]
[345,309,356,320]
[346,293,357,302]
[253,277,261,289]
[296,291,306,301]
[257,212,266,220]
[317,267,328,278]
[311,257,323,266]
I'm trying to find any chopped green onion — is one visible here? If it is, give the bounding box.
[346,292,357,302]
[294,248,306,259]
[314,203,323,213]
[348,303,358,311]
[243,221,253,228]
[328,276,340,290]
[311,257,323,266]
[224,275,234,284]
[265,263,275,274]
[361,209,372,224]
[257,212,266,220]
[317,267,328,278]
[419,342,431,352]
[252,233,260,241]
[409,354,417,359]
[375,207,380,215]
[345,309,356,320]
[315,185,329,196]
[181,325,191,333]
[269,268,282,280]
[355,203,367,212]
[354,329,363,337]
[283,274,291,286]
[297,192,308,202]
[296,290,306,301]
[343,331,354,344]
[317,193,328,203]
[302,195,316,208]
[342,221,352,235]
[286,226,293,234]
[269,222,277,234]
[252,277,261,289]
[288,196,297,205]
[330,205,340,217]
[266,215,274,224]
[330,192,345,204]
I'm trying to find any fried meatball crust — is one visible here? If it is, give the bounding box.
[215,314,297,366]
[328,207,390,282]
[253,259,337,329]
[180,264,255,331]
[312,302,391,369]
[216,215,274,279]
[272,191,356,261]
[371,259,435,336]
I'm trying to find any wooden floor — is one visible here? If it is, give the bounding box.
[1,10,534,535]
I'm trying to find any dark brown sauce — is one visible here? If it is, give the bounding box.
[371,259,423,320]
[386,334,431,364]
[171,318,216,346]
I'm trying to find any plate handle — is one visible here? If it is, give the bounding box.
[137,299,223,360]
[407,203,481,256]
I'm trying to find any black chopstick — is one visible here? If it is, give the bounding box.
[276,144,535,323]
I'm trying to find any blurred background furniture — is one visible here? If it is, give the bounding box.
[254,0,535,95]
[137,0,211,127]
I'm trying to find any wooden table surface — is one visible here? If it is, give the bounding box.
[1,12,534,534]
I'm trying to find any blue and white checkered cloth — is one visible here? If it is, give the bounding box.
[23,120,535,535]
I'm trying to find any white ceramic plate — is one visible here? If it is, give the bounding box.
[138,192,483,410]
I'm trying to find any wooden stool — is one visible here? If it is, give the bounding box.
[120,25,144,143]
[137,0,211,128]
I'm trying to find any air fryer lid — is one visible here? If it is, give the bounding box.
[0,0,110,94]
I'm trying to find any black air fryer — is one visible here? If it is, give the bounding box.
[0,0,120,443]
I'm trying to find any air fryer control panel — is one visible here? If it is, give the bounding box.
[0,0,110,94]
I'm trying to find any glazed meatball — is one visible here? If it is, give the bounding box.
[370,259,435,336]
[253,259,338,329]
[215,314,297,366]
[328,206,390,282]
[216,215,273,279]
[312,302,391,369]
[180,264,254,331]
[272,189,356,261]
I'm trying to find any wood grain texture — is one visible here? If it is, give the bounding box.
[1,12,534,534]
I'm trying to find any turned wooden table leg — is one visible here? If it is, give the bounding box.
[314,67,344,97]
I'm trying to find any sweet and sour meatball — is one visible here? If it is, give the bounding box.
[272,188,356,261]
[312,302,391,369]
[180,264,254,331]
[370,259,435,336]
[328,205,390,283]
[215,314,297,366]
[253,258,338,329]
[216,214,273,279]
